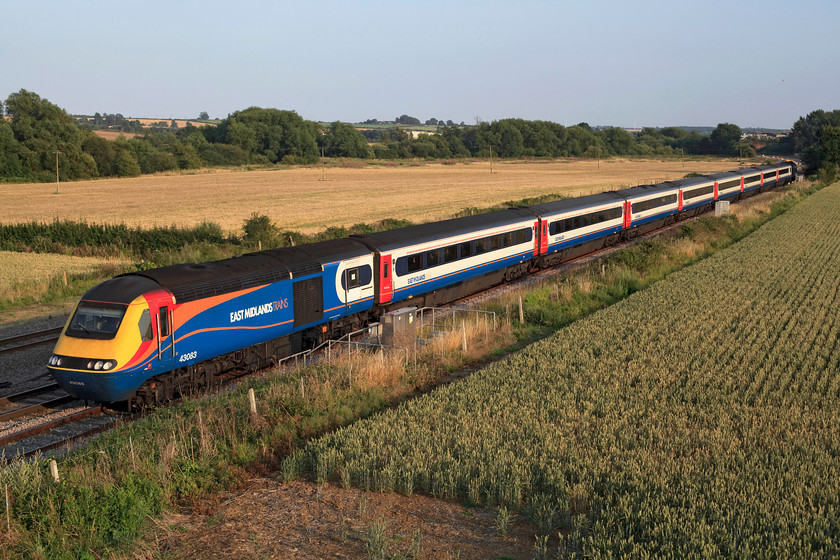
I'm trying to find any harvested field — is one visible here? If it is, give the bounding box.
[1,158,742,234]
[90,130,138,140]
[0,251,122,288]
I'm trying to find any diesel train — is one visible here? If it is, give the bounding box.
[47,161,796,407]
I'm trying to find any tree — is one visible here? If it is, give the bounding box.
[199,111,210,120]
[818,125,840,168]
[4,89,96,181]
[213,107,319,164]
[320,122,372,158]
[113,149,141,177]
[395,114,421,125]
[0,118,23,177]
[710,123,742,155]
[491,120,525,158]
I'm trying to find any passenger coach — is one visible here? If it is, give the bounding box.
[355,208,538,309]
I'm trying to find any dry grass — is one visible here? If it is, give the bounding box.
[91,130,138,140]
[0,251,122,289]
[1,158,743,234]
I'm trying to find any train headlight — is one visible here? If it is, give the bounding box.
[87,361,95,369]
[102,361,114,370]
[94,361,104,370]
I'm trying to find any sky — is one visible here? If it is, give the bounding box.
[3,0,838,130]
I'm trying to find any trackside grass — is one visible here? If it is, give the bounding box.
[0,181,828,559]
[296,181,840,558]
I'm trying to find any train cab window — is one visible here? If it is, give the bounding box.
[66,303,127,340]
[160,306,170,338]
[460,242,473,259]
[444,246,458,263]
[138,309,153,342]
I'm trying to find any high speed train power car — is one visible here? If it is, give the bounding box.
[47,161,795,407]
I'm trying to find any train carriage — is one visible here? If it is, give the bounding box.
[617,183,681,235]
[776,162,794,185]
[740,168,764,196]
[355,208,538,310]
[529,192,625,267]
[709,171,743,201]
[757,165,779,191]
[671,176,717,218]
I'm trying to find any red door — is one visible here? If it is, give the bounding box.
[714,181,719,200]
[678,190,684,211]
[623,201,632,229]
[539,221,548,255]
[533,220,540,256]
[378,253,393,304]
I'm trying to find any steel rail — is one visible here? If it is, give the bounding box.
[0,395,77,422]
[0,406,104,448]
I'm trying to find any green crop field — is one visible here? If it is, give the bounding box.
[297,182,840,558]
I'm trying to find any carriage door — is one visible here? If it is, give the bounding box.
[155,301,175,369]
[378,254,393,304]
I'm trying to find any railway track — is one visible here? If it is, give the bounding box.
[0,187,789,460]
[0,327,62,355]
[0,379,112,459]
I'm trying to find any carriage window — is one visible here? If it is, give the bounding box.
[444,246,458,263]
[407,254,423,273]
[138,309,153,342]
[475,238,488,255]
[489,235,502,251]
[426,250,441,268]
[460,242,473,259]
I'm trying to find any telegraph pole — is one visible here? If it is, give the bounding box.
[53,151,62,194]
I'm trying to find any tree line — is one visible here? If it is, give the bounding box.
[0,88,818,184]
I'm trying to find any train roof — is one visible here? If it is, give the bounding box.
[80,275,162,305]
[616,182,678,199]
[354,207,538,252]
[705,171,741,181]
[528,192,625,216]
[665,176,715,188]
[123,237,371,304]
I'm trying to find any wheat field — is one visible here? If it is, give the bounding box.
[1,158,742,234]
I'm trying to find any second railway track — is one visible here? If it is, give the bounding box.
[0,327,62,355]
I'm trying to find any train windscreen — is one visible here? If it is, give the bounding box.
[65,303,127,340]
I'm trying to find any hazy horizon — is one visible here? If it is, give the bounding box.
[4,0,838,130]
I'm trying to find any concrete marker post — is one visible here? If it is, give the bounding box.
[248,388,257,416]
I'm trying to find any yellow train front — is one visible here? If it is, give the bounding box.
[47,275,175,404]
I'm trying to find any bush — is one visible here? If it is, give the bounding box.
[242,213,277,245]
